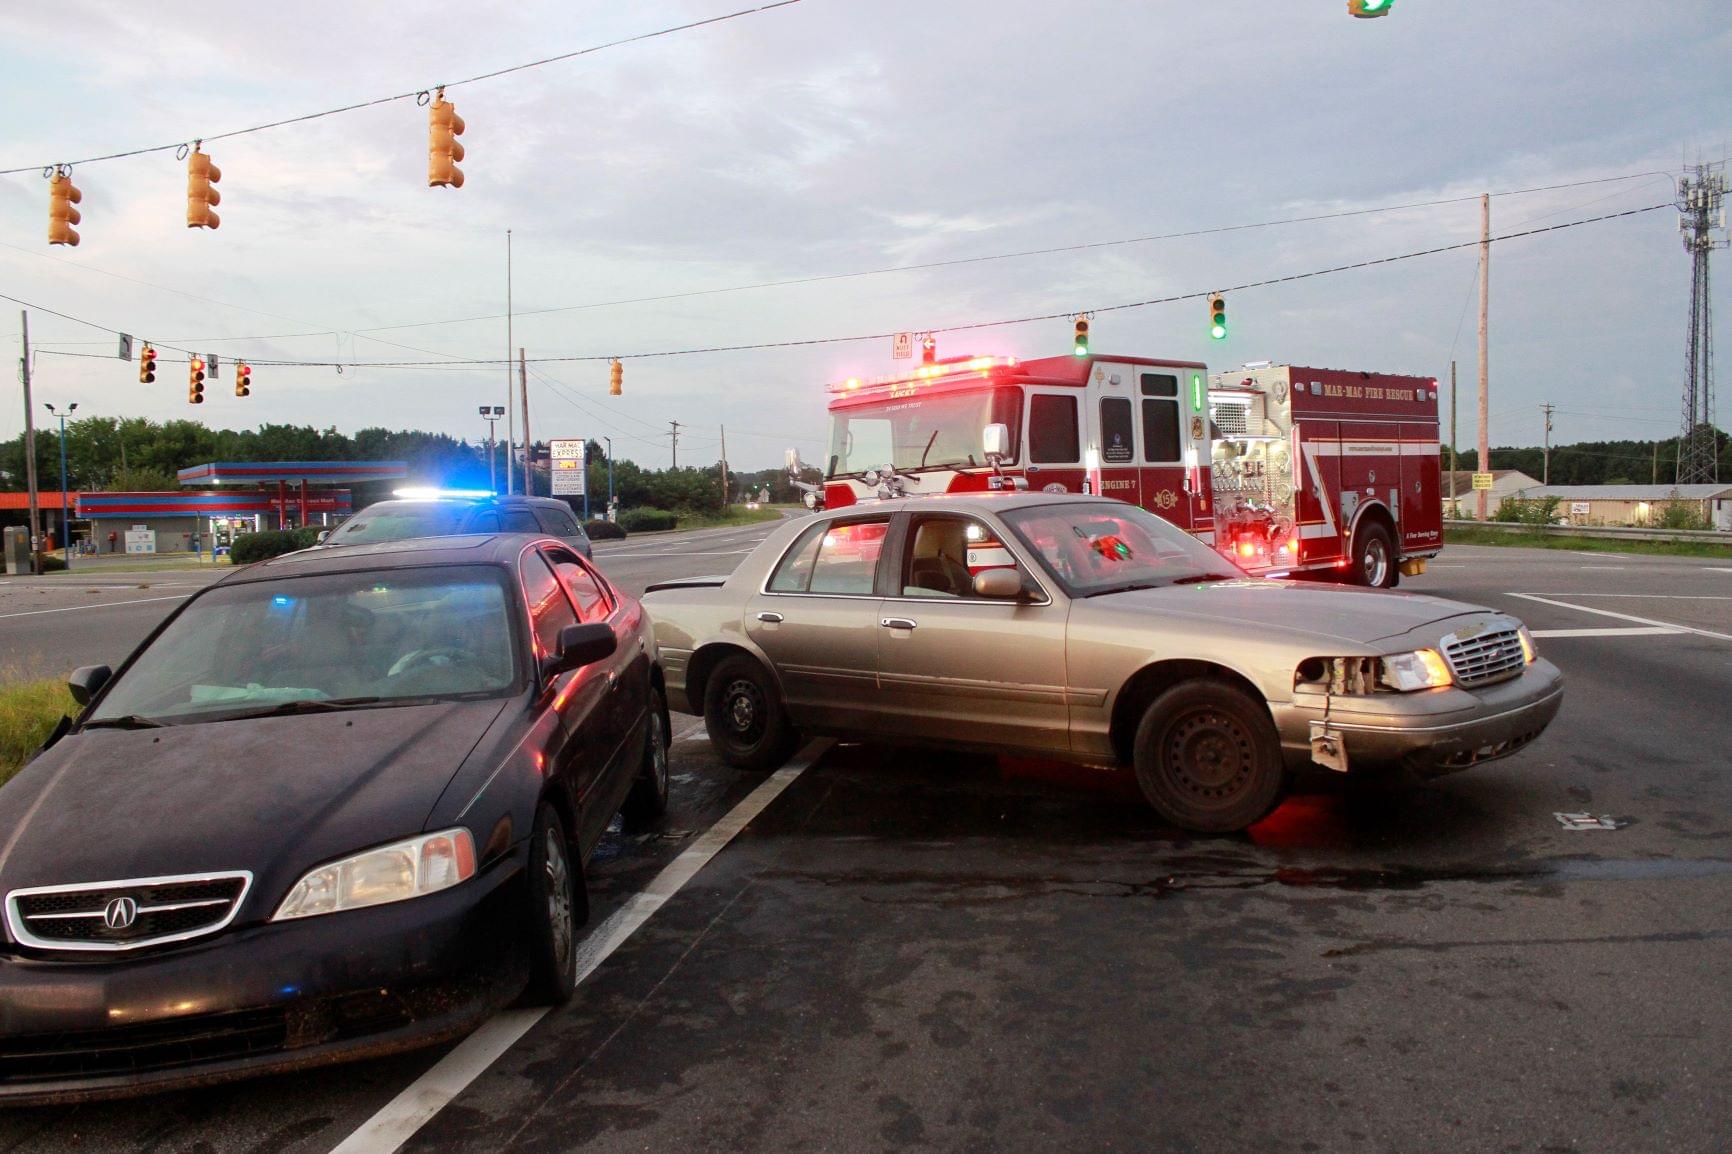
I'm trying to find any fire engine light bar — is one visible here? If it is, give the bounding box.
[826,356,1018,393]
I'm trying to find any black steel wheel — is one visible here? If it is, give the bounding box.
[1132,681,1285,833]
[703,654,796,770]
[1352,522,1399,588]
[622,686,671,829]
[523,803,583,1004]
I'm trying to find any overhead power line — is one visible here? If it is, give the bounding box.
[0,2,804,176]
[9,203,1672,370]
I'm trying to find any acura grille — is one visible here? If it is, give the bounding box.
[5,873,251,952]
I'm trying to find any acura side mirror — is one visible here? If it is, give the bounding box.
[68,664,112,707]
[546,622,616,678]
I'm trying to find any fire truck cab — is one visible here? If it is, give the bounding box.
[818,353,1442,585]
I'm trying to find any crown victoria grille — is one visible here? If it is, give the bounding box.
[1441,626,1526,688]
[6,873,251,952]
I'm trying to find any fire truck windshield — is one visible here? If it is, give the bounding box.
[827,386,1021,476]
[1001,502,1241,597]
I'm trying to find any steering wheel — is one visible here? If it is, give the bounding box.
[387,646,476,679]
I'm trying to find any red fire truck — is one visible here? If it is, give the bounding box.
[817,353,1442,586]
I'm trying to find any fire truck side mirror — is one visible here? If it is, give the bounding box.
[785,447,803,474]
[982,423,1010,461]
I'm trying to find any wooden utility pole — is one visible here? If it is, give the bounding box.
[19,310,42,573]
[1449,361,1458,516]
[505,230,515,495]
[1476,193,1491,521]
[669,420,682,469]
[519,348,531,495]
[1541,402,1555,484]
[1652,441,1659,485]
[719,424,729,510]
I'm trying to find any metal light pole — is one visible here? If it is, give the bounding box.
[479,405,504,492]
[603,436,614,519]
[44,401,76,568]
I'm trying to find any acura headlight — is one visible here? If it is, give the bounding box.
[1518,625,1537,664]
[1379,649,1453,692]
[273,828,476,921]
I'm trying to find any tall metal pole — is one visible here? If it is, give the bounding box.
[1677,162,1726,484]
[505,230,515,495]
[604,436,614,516]
[1477,194,1491,521]
[1449,361,1458,516]
[53,410,71,568]
[19,311,43,573]
[1541,402,1555,485]
[519,348,531,496]
[719,424,729,510]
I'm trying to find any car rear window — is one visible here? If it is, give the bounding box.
[323,503,469,545]
[499,509,541,533]
[534,504,583,536]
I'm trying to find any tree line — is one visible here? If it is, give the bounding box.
[1447,430,1729,486]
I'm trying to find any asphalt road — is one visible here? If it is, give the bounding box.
[2,533,1729,1152]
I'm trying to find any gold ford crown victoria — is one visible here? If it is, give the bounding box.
[643,494,1563,832]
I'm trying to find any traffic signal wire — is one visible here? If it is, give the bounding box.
[0,2,805,176]
[4,202,1672,370]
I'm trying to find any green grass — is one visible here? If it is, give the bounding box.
[1446,524,1732,559]
[0,679,77,789]
[671,505,786,530]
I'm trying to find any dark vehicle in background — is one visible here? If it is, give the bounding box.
[320,492,593,557]
[0,534,668,1104]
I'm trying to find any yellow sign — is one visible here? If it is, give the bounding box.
[1471,472,1494,491]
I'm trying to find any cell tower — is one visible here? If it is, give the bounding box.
[1677,162,1728,484]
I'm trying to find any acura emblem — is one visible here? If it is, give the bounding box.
[103,896,139,930]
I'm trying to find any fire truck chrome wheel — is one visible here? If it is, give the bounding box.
[1132,681,1284,833]
[703,654,797,771]
[1353,523,1398,589]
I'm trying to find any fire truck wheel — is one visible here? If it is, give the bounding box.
[1351,523,1399,588]
[704,655,798,771]
[1132,681,1284,833]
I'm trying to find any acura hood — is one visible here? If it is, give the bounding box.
[1079,580,1489,647]
[0,700,508,901]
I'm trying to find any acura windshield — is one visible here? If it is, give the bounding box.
[827,386,1021,475]
[1001,502,1241,596]
[89,566,521,723]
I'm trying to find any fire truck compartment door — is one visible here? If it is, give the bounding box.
[1295,421,1342,552]
[1399,421,1442,552]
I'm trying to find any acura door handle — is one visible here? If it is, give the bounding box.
[880,617,918,631]
[756,611,784,623]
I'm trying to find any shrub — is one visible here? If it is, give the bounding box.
[230,527,321,565]
[616,507,678,533]
[0,679,76,789]
[1657,500,1707,531]
[584,519,627,540]
[1494,497,1561,527]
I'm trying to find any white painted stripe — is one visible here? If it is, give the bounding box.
[1508,593,1732,643]
[1707,568,1732,573]
[1530,627,1684,638]
[1525,593,1732,601]
[328,738,833,1154]
[1578,566,1625,571]
[0,594,187,620]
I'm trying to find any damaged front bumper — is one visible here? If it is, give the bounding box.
[1271,658,1564,776]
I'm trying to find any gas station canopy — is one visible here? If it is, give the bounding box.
[176,461,408,486]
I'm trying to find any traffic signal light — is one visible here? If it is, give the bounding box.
[1073,315,1090,357]
[609,359,623,396]
[186,147,221,229]
[1209,294,1227,340]
[428,89,466,188]
[920,334,937,364]
[47,170,82,246]
[138,344,157,384]
[235,361,252,397]
[188,357,206,404]
[1348,0,1392,16]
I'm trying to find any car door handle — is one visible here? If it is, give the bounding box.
[880,617,918,631]
[756,611,784,624]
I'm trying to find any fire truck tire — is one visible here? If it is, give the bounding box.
[1351,523,1399,588]
[1132,681,1284,833]
[704,655,798,771]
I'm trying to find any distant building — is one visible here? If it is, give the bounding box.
[1442,470,1541,519]
[1503,483,1732,531]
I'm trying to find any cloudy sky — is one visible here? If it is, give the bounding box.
[1,0,1727,470]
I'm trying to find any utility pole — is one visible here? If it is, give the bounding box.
[603,436,614,518]
[505,230,515,495]
[669,420,682,470]
[719,424,729,510]
[1449,361,1458,516]
[1676,162,1727,484]
[1652,440,1659,485]
[19,311,43,574]
[1477,193,1491,521]
[519,348,531,496]
[1541,402,1555,484]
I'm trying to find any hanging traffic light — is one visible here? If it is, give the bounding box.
[1348,0,1392,16]
[1209,294,1227,341]
[1073,315,1090,357]
[138,343,157,384]
[428,89,466,188]
[188,357,206,404]
[235,361,252,397]
[920,334,937,364]
[186,147,221,229]
[47,169,82,247]
[609,359,623,396]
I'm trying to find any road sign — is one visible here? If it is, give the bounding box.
[118,333,133,360]
[1471,472,1494,490]
[549,438,585,496]
[205,353,219,378]
[1571,501,1591,515]
[892,332,913,360]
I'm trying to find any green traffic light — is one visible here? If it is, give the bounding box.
[1211,324,1227,341]
[1364,0,1390,9]
[1073,342,1089,357]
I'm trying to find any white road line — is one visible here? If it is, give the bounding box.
[329,738,833,1154]
[1509,593,1732,643]
[1521,593,1732,601]
[1530,627,1684,638]
[0,594,188,620]
[1577,566,1626,571]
